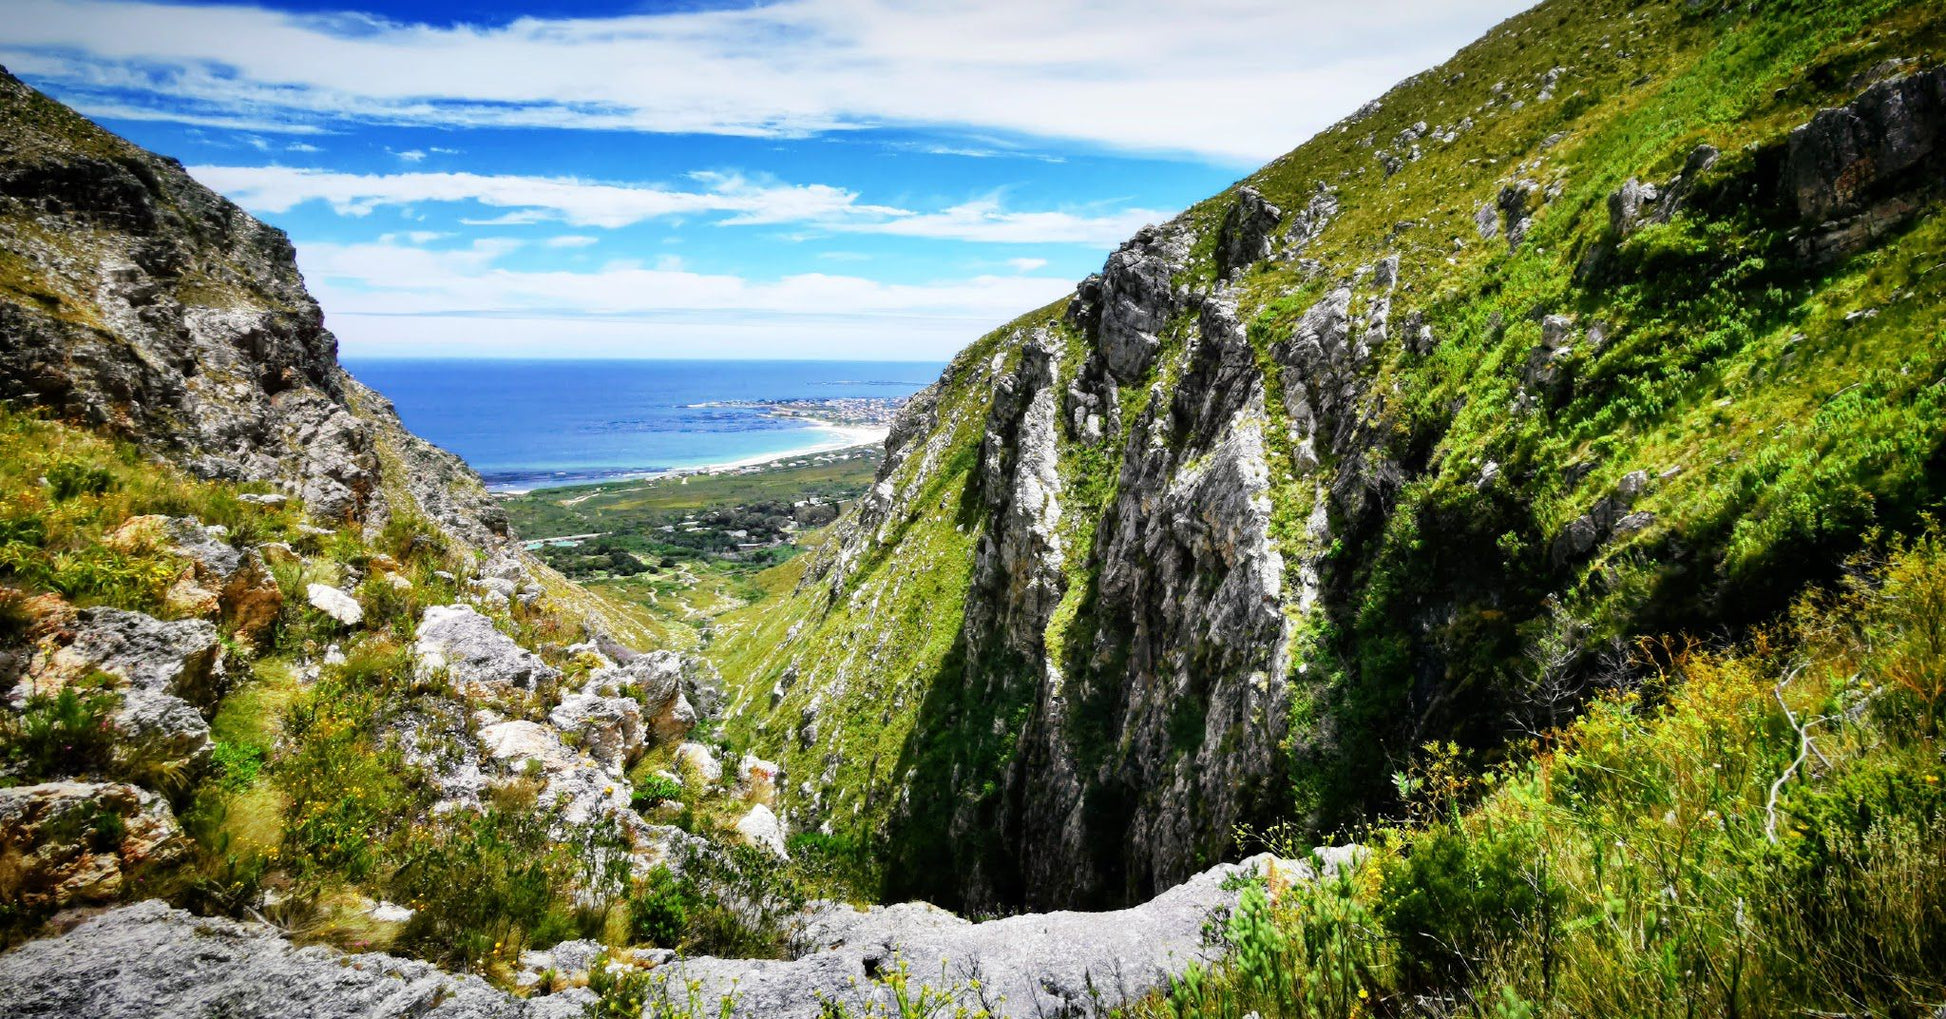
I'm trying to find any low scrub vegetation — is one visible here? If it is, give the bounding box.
[1149,529,1946,1018]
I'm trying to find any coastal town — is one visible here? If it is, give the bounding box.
[702,395,909,429]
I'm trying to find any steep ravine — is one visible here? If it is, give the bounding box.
[0,59,1329,1019]
[710,0,1946,912]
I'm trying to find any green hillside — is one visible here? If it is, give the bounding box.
[707,0,1946,920]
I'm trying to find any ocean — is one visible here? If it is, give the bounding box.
[343,359,945,492]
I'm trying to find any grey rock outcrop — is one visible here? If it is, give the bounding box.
[0,782,188,914]
[1783,63,1946,260]
[1277,287,1358,469]
[549,687,645,776]
[1551,470,1652,564]
[1785,63,1946,222]
[588,650,697,743]
[1607,177,1661,234]
[1070,225,1190,384]
[0,851,1357,1019]
[412,605,560,694]
[14,605,224,782]
[967,333,1067,657]
[0,900,580,1019]
[975,297,1293,907]
[1215,186,1282,278]
[21,606,226,713]
[665,851,1358,1019]
[111,688,215,783]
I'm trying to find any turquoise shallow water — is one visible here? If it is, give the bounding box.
[344,358,944,491]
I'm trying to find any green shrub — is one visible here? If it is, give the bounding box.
[629,774,684,812]
[45,459,114,502]
[678,842,808,959]
[391,809,624,969]
[1380,821,1559,989]
[1,685,120,781]
[627,866,692,948]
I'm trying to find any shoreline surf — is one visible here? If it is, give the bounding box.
[486,417,887,495]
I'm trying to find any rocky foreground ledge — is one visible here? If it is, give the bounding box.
[0,849,1359,1019]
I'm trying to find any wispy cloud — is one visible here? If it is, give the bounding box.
[299,236,1072,358]
[3,0,1527,164]
[186,164,1166,245]
[545,234,599,248]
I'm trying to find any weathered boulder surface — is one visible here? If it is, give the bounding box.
[305,583,364,626]
[0,782,188,914]
[666,850,1359,1019]
[0,900,583,1019]
[11,605,223,781]
[587,650,696,743]
[21,606,224,708]
[548,688,644,776]
[1783,63,1946,260]
[733,803,790,858]
[413,605,559,694]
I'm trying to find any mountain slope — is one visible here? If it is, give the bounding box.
[709,0,1946,911]
[0,67,506,549]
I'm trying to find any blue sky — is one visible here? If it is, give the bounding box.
[2,0,1528,360]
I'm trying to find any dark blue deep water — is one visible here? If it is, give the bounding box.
[343,359,944,491]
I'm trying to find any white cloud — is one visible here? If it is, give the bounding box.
[298,237,1071,358]
[3,0,1529,164]
[185,164,1166,245]
[286,141,321,153]
[1006,257,1048,273]
[546,235,599,248]
[393,148,427,162]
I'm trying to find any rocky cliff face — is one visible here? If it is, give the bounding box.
[719,0,1946,912]
[0,68,506,547]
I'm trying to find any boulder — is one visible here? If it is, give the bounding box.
[305,583,364,626]
[112,687,214,783]
[674,742,723,785]
[591,651,695,742]
[736,755,783,807]
[1607,178,1660,234]
[548,690,644,776]
[0,782,189,913]
[476,719,628,829]
[23,606,225,709]
[733,803,789,858]
[0,900,576,1019]
[103,515,283,642]
[412,605,559,694]
[1076,225,1189,384]
[221,550,285,642]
